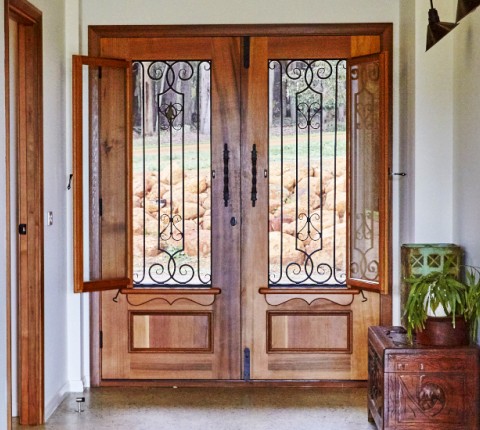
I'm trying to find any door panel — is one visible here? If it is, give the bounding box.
[72,56,132,293]
[243,36,385,380]
[346,53,389,294]
[100,37,241,380]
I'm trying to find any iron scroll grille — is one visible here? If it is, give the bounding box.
[132,60,212,287]
[268,59,347,288]
[349,60,381,283]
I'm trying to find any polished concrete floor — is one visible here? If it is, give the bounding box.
[13,387,377,430]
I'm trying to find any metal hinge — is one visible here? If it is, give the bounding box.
[98,67,102,79]
[243,36,250,69]
[99,331,103,349]
[99,198,103,217]
[243,347,251,381]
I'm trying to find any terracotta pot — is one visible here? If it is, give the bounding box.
[416,316,469,346]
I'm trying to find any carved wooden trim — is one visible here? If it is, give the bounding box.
[259,288,358,306]
[89,23,394,39]
[121,288,221,307]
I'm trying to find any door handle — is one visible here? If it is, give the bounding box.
[251,144,257,207]
[223,143,230,207]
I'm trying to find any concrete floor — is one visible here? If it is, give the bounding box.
[13,386,377,430]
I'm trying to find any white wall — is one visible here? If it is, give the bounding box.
[28,0,71,420]
[453,9,480,266]
[412,0,456,243]
[65,0,88,391]
[399,0,416,244]
[0,1,9,427]
[80,0,397,28]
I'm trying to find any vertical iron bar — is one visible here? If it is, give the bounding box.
[333,61,340,282]
[223,143,229,207]
[295,89,299,250]
[251,144,257,207]
[243,36,250,69]
[279,62,284,282]
[196,63,202,282]
[140,63,146,283]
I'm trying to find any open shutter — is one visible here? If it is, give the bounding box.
[72,55,132,293]
[346,52,390,294]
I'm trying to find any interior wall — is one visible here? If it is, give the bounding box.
[412,0,456,243]
[64,0,87,391]
[27,0,70,420]
[453,9,480,269]
[399,0,416,244]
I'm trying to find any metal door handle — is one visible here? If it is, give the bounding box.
[251,144,257,207]
[223,143,230,207]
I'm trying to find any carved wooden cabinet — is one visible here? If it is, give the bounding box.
[368,326,479,430]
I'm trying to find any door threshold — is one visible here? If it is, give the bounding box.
[99,379,367,388]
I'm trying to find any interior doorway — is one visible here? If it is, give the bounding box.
[73,24,392,385]
[6,0,44,425]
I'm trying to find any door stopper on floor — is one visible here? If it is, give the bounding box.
[76,397,85,413]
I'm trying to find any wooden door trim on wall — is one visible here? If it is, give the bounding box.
[88,23,393,386]
[5,0,44,425]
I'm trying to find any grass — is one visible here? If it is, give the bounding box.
[133,130,346,174]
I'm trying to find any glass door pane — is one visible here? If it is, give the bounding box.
[347,56,382,287]
[132,60,212,287]
[268,59,347,287]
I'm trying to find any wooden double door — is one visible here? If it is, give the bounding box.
[73,26,392,383]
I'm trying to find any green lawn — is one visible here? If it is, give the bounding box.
[133,131,346,173]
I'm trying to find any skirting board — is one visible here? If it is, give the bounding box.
[45,380,84,421]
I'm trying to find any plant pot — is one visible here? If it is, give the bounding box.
[415,316,469,346]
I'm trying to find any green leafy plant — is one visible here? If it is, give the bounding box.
[403,264,480,342]
[463,266,480,342]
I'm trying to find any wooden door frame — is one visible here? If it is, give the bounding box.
[5,0,44,425]
[88,23,393,386]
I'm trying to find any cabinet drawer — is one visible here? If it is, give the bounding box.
[385,352,475,373]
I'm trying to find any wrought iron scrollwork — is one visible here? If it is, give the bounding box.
[251,144,257,207]
[132,60,212,288]
[349,59,381,283]
[268,59,347,288]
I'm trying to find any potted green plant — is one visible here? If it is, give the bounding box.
[403,265,480,345]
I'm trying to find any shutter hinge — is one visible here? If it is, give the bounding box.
[243,347,251,381]
[243,36,250,69]
[98,67,102,79]
[99,331,103,348]
[99,198,103,217]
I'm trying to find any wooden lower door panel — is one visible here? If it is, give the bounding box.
[247,291,380,380]
[101,290,238,380]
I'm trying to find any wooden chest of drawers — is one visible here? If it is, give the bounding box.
[368,326,479,430]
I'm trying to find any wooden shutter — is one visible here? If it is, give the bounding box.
[346,52,390,294]
[72,55,132,293]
